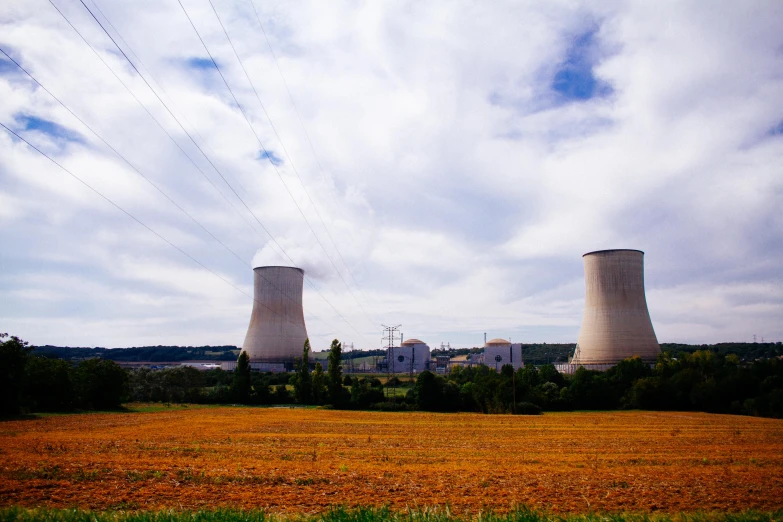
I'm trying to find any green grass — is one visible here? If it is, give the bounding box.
[1,506,781,522]
[383,387,410,398]
[29,403,211,417]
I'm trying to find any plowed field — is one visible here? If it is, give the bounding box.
[1,408,781,513]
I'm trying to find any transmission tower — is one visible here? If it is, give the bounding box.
[382,324,401,402]
[343,342,354,373]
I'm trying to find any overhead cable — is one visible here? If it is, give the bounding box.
[176,0,378,330]
[43,0,377,347]
[0,45,340,340]
[0,121,334,343]
[208,0,376,319]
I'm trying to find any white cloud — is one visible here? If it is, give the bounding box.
[1,0,782,349]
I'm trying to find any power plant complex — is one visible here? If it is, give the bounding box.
[240,249,660,373]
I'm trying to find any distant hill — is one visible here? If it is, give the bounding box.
[32,345,240,362]
[660,342,782,361]
[31,341,782,365]
[433,342,782,365]
[312,348,386,361]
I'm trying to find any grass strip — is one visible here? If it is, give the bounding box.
[1,507,781,522]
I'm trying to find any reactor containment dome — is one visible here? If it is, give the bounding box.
[241,266,309,370]
[387,338,430,373]
[484,338,523,370]
[572,249,660,365]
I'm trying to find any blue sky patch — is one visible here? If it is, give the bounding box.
[16,114,84,143]
[186,57,216,70]
[258,149,282,166]
[0,57,17,75]
[551,28,612,102]
[769,120,783,136]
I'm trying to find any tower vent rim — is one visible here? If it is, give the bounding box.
[252,265,305,273]
[582,249,644,257]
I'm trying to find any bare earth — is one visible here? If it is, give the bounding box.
[0,407,781,513]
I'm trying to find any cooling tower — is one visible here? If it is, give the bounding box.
[572,249,660,365]
[241,266,309,365]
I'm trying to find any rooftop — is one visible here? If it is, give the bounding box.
[582,249,643,257]
[486,338,511,346]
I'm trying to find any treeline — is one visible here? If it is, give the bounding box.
[1,334,128,414]
[226,340,384,408]
[32,345,239,362]
[660,342,782,361]
[4,332,782,418]
[408,351,783,417]
[166,345,783,418]
[33,345,389,363]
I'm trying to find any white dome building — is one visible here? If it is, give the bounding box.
[387,338,431,373]
[483,338,523,370]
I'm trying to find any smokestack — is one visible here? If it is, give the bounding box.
[242,266,309,364]
[573,249,660,365]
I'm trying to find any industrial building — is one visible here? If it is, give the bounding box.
[240,266,309,372]
[483,338,524,370]
[385,338,431,373]
[571,249,660,366]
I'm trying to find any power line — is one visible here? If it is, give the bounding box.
[207,0,376,319]
[85,0,249,197]
[0,121,335,344]
[245,0,374,280]
[0,44,341,341]
[49,0,376,346]
[246,0,339,209]
[75,0,375,346]
[45,0,277,260]
[43,0,338,333]
[175,0,377,329]
[73,0,290,261]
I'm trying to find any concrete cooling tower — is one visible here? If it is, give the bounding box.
[572,249,660,365]
[241,266,308,370]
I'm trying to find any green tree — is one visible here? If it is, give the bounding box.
[292,339,313,404]
[24,356,74,412]
[164,366,205,403]
[73,359,128,410]
[232,351,252,403]
[568,367,616,410]
[539,364,566,387]
[350,379,384,407]
[273,384,292,403]
[312,362,326,404]
[413,370,443,411]
[326,339,345,405]
[0,333,32,415]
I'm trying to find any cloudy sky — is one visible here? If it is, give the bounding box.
[1,0,782,350]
